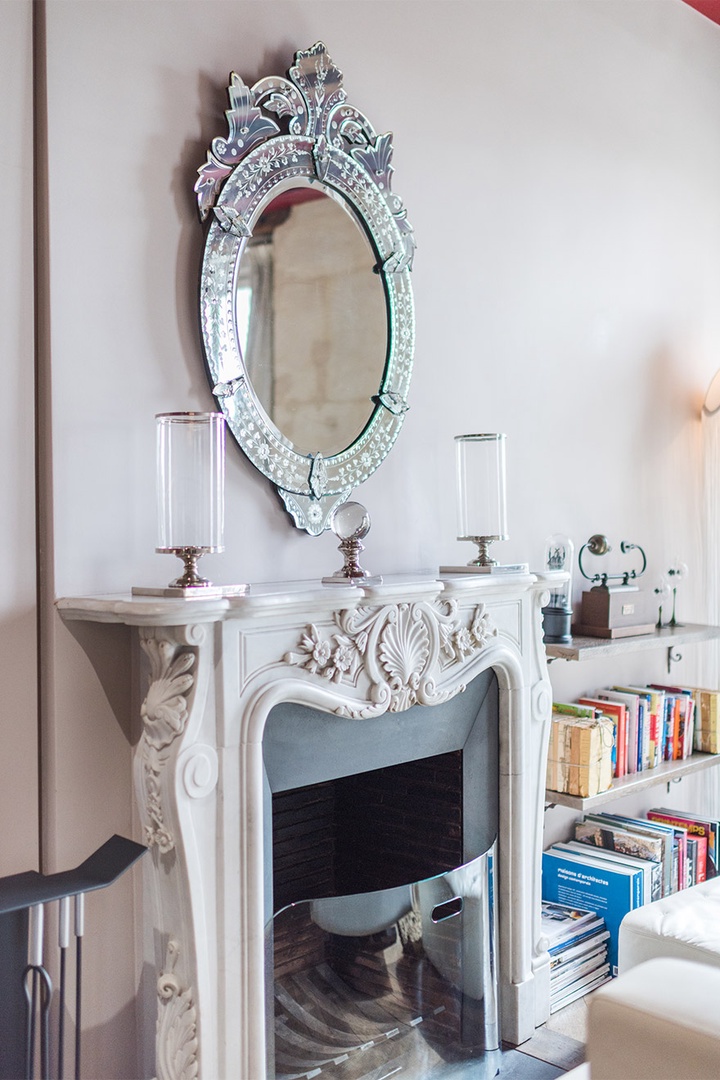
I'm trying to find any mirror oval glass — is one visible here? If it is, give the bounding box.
[237,187,388,457]
[196,42,415,534]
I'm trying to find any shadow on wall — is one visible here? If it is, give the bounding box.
[73,987,146,1080]
[0,606,39,876]
[61,618,136,745]
[0,605,37,714]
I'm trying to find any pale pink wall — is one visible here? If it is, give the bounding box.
[0,0,38,877]
[29,1,720,1075]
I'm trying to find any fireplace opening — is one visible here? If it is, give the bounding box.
[272,750,464,913]
[262,670,501,1078]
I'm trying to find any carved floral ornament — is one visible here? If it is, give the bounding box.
[155,939,199,1080]
[285,599,497,715]
[139,636,197,853]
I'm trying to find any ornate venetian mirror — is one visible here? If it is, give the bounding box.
[195,42,415,533]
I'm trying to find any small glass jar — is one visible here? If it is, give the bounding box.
[542,533,574,643]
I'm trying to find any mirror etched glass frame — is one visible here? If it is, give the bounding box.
[195,42,415,534]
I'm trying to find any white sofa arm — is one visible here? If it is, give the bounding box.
[564,957,720,1080]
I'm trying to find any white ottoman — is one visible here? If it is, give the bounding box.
[619,875,720,973]
[564,958,720,1080]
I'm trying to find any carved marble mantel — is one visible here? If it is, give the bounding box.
[58,572,554,1080]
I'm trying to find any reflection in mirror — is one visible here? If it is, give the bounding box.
[237,188,387,457]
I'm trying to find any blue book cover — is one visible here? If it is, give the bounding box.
[542,848,643,974]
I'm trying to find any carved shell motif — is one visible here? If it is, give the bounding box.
[286,600,497,716]
[377,605,430,713]
[139,637,196,853]
[155,939,199,1080]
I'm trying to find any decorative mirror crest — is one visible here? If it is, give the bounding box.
[195,42,415,534]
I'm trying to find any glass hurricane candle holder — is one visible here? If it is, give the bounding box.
[156,411,225,589]
[455,433,508,567]
[440,432,528,576]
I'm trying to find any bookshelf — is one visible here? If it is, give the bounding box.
[546,622,720,669]
[545,622,720,670]
[545,621,720,811]
[546,750,720,812]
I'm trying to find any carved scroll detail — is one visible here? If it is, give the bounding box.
[286,600,497,717]
[139,635,196,853]
[156,939,199,1080]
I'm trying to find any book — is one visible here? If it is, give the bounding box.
[574,819,665,864]
[543,847,643,972]
[551,947,609,993]
[550,966,612,1011]
[588,812,675,896]
[616,686,665,769]
[686,835,699,886]
[648,685,695,760]
[613,687,653,771]
[540,900,604,950]
[648,809,717,879]
[611,815,687,892]
[578,697,627,777]
[692,688,720,753]
[544,902,610,992]
[597,689,642,774]
[553,840,660,903]
[552,702,599,719]
[549,928,611,968]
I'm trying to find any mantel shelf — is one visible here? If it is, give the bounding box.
[546,751,720,812]
[545,622,720,664]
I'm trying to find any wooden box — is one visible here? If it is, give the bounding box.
[575,584,655,639]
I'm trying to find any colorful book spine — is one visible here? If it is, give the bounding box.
[578,698,626,778]
[647,810,713,879]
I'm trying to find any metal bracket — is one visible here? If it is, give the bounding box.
[667,647,682,673]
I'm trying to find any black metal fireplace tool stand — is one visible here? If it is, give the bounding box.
[0,835,147,1080]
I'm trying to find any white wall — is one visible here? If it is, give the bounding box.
[43,0,720,600]
[31,1,720,1074]
[0,0,37,877]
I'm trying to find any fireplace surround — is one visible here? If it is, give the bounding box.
[58,571,554,1079]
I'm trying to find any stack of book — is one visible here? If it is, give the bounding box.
[543,807,720,979]
[543,837,643,975]
[646,806,719,883]
[546,704,615,798]
[546,684,720,793]
[541,900,611,1012]
[591,684,697,774]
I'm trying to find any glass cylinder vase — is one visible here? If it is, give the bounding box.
[455,433,508,545]
[156,412,225,556]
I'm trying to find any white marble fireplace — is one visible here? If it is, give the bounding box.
[58,570,554,1079]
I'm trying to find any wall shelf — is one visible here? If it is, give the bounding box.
[545,622,720,671]
[546,750,720,812]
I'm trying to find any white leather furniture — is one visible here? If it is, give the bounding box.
[618,875,720,973]
[563,957,720,1080]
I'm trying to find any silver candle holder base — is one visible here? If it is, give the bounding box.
[440,536,528,576]
[132,546,249,599]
